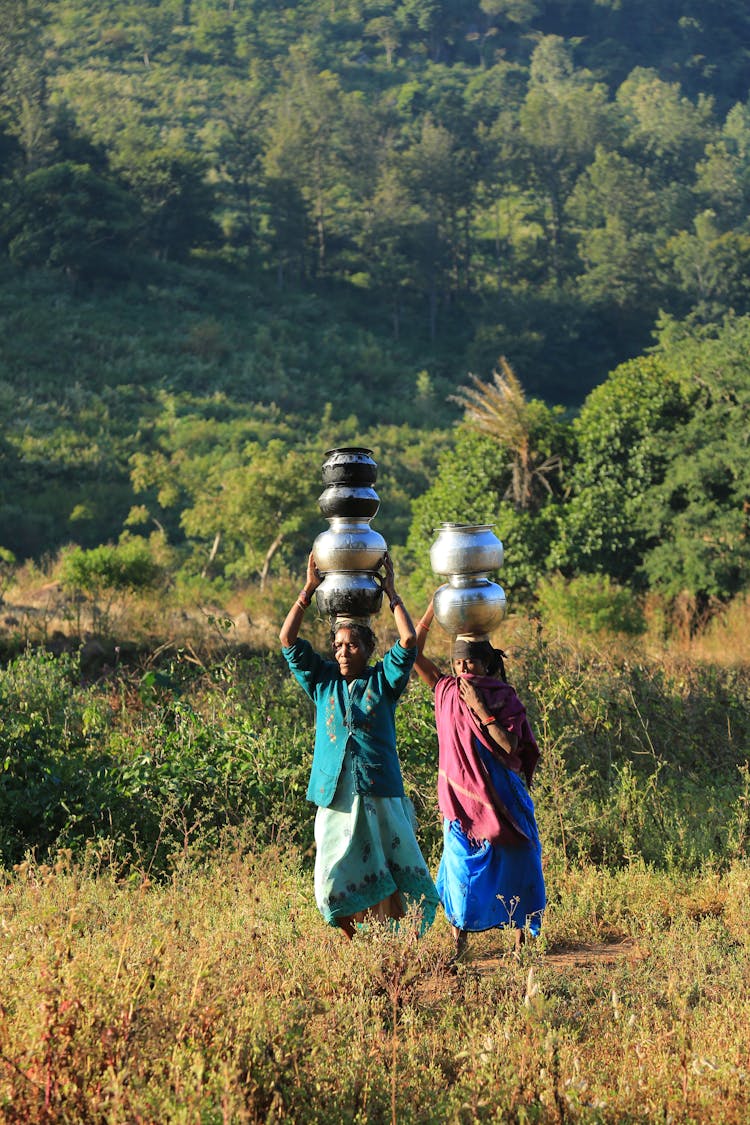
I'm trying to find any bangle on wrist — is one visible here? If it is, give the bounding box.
[298,589,312,608]
[389,596,403,612]
[418,618,431,631]
[482,715,498,727]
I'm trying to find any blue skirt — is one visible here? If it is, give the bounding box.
[436,741,545,935]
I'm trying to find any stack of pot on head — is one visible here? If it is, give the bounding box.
[430,523,507,642]
[312,447,386,629]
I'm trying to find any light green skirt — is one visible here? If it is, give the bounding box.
[314,751,439,931]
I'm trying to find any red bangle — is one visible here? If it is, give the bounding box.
[482,716,498,726]
[298,589,311,608]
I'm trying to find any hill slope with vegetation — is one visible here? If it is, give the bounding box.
[1,0,750,630]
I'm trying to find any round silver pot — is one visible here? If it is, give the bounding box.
[313,518,386,573]
[433,576,507,636]
[430,523,504,576]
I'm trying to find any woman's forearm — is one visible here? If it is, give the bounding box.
[279,584,316,646]
[279,552,321,646]
[415,600,434,656]
[478,715,519,756]
[390,596,417,649]
[413,600,440,687]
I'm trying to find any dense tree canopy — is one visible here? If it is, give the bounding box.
[3,1,750,399]
[1,0,750,616]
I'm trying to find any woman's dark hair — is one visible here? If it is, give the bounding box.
[452,638,507,681]
[330,621,377,659]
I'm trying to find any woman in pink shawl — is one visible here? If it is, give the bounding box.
[414,598,545,962]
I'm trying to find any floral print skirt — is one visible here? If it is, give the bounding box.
[314,751,438,931]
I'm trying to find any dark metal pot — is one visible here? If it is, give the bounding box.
[315,572,384,619]
[321,447,378,487]
[318,485,380,519]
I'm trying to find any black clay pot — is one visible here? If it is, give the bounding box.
[321,447,378,487]
[318,485,380,519]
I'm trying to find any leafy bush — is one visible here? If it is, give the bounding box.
[0,649,115,863]
[535,572,646,636]
[59,536,164,597]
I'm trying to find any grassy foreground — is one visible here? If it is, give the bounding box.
[2,845,750,1124]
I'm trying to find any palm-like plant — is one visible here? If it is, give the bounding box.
[450,357,562,511]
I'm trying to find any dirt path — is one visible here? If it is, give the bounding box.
[450,935,645,977]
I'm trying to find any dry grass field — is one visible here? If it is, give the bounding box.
[2,847,750,1123]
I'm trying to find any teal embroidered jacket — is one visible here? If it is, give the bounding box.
[281,638,417,807]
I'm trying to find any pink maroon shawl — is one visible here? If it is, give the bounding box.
[434,674,540,846]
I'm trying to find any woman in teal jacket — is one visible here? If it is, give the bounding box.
[280,553,438,938]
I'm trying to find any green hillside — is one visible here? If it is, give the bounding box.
[1,0,749,619]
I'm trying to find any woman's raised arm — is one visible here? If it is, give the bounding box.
[413,597,442,689]
[279,552,322,647]
[381,552,417,649]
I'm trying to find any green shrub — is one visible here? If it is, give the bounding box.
[536,572,646,636]
[59,536,164,597]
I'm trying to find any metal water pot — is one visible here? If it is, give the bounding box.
[433,576,507,636]
[321,447,378,487]
[430,523,504,576]
[315,572,384,619]
[313,518,386,573]
[318,485,380,520]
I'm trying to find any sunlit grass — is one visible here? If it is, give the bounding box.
[3,847,750,1123]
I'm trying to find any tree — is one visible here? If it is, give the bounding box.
[113,142,220,260]
[552,355,690,583]
[212,78,267,252]
[695,101,750,227]
[263,52,374,278]
[179,440,321,587]
[616,68,715,181]
[398,115,477,336]
[354,163,423,338]
[517,37,618,284]
[566,148,666,314]
[449,357,564,511]
[406,366,571,598]
[365,16,401,66]
[3,161,141,277]
[665,211,750,320]
[130,423,322,588]
[637,316,750,606]
[0,0,57,171]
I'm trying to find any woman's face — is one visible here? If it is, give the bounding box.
[333,627,369,681]
[453,656,488,677]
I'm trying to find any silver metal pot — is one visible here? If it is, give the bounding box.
[433,576,507,636]
[430,523,504,576]
[313,518,386,573]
